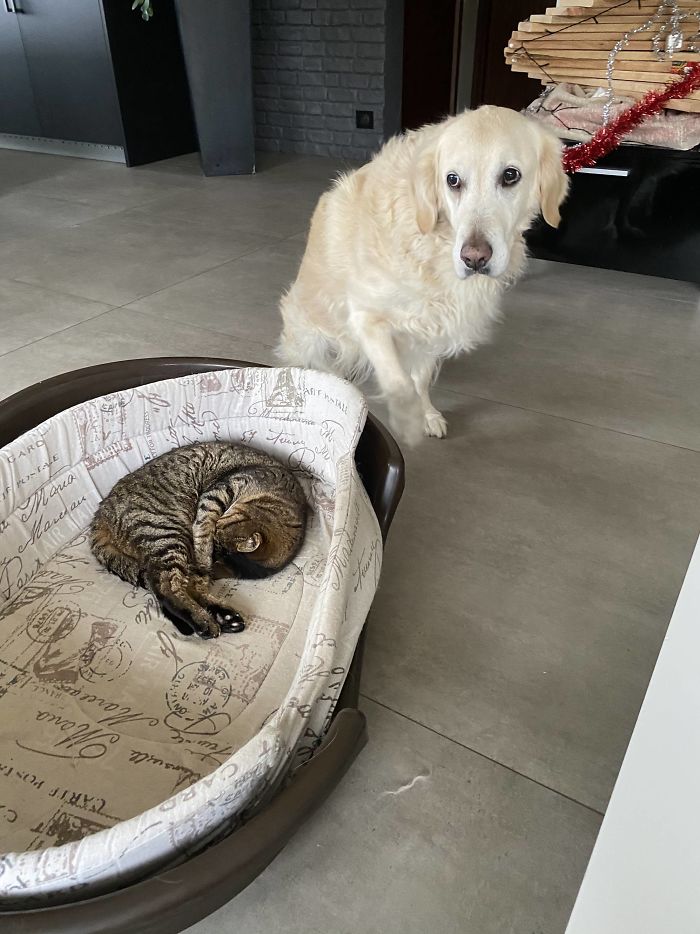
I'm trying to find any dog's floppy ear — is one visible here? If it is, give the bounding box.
[411,142,439,234]
[537,128,569,228]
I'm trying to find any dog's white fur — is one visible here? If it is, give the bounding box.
[278,106,568,442]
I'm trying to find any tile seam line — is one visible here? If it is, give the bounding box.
[116,238,295,307]
[0,306,116,365]
[435,384,700,455]
[8,189,177,212]
[6,277,115,307]
[122,227,307,314]
[5,240,280,311]
[0,307,276,368]
[521,282,697,307]
[124,232,307,320]
[361,693,606,818]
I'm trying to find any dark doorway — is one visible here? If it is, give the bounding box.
[471,0,541,109]
[401,0,462,130]
[400,1,542,132]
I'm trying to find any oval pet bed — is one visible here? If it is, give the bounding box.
[0,359,404,931]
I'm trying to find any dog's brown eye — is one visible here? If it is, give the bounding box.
[502,167,521,187]
[446,172,461,190]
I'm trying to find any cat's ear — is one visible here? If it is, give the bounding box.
[237,532,262,553]
[216,504,262,552]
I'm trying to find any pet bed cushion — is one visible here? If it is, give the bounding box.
[0,366,381,907]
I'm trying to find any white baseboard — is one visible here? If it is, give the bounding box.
[0,134,125,164]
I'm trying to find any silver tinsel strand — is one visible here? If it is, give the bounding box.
[603,0,700,124]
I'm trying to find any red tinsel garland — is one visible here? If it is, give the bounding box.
[562,63,700,173]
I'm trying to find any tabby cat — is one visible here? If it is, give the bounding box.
[90,441,307,639]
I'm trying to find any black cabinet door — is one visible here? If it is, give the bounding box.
[527,146,700,284]
[0,7,41,136]
[16,0,123,145]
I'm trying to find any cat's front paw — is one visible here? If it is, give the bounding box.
[191,615,222,639]
[211,605,245,633]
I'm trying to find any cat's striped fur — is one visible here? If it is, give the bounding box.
[90,441,307,639]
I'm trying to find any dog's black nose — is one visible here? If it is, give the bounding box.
[460,239,493,271]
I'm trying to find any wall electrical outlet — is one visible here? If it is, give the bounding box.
[355,110,374,130]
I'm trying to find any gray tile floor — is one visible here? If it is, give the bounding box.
[1,147,699,933]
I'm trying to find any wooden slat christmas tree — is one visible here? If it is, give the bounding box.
[506,0,700,113]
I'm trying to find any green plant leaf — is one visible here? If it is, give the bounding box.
[131,0,153,20]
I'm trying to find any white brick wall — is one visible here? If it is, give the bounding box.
[252,0,387,161]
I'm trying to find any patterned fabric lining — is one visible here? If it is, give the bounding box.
[0,367,381,907]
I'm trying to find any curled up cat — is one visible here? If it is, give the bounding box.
[90,441,307,639]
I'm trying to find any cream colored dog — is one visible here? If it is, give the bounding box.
[278,106,568,442]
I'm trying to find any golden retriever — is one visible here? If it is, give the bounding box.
[278,106,568,443]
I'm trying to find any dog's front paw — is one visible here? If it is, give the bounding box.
[424,409,448,438]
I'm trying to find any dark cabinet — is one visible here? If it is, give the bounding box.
[0,0,196,165]
[0,5,41,136]
[527,144,700,285]
[15,0,123,145]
